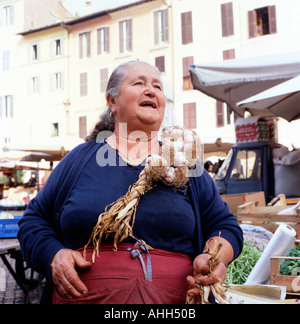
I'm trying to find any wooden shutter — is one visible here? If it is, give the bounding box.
[79,116,87,139]
[155,56,165,73]
[79,34,83,58]
[163,9,169,42]
[221,2,234,37]
[154,11,159,45]
[248,10,256,38]
[127,19,132,51]
[268,5,277,34]
[216,101,224,127]
[97,29,102,55]
[86,32,91,57]
[100,68,108,93]
[119,21,124,53]
[223,49,235,60]
[183,103,197,129]
[105,27,110,52]
[181,11,193,45]
[80,73,88,97]
[182,56,194,90]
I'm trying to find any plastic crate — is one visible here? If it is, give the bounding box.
[0,216,22,238]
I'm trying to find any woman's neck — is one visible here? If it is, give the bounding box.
[107,126,160,165]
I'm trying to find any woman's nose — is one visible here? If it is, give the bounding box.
[144,85,156,97]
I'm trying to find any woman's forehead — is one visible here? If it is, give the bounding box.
[125,63,161,80]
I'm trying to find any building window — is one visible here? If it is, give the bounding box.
[100,68,108,93]
[28,76,40,94]
[154,9,169,45]
[52,123,59,137]
[97,27,109,55]
[221,2,234,37]
[79,116,87,139]
[181,11,193,45]
[248,6,277,38]
[182,56,194,90]
[80,72,88,97]
[0,95,13,119]
[1,5,14,26]
[183,103,196,129]
[2,51,10,71]
[51,72,64,90]
[29,43,40,62]
[79,32,91,59]
[51,37,64,56]
[155,56,165,73]
[223,49,235,60]
[119,19,132,53]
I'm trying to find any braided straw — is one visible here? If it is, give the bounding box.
[84,169,153,262]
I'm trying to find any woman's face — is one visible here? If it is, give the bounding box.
[109,63,166,134]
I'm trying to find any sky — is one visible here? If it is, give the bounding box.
[61,0,139,16]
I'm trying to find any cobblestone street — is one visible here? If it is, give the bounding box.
[0,254,44,304]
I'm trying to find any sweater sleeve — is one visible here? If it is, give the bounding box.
[17,143,87,280]
[190,166,244,260]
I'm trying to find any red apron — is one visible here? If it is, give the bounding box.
[52,244,193,304]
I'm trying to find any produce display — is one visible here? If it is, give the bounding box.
[0,187,37,208]
[226,242,262,285]
[280,245,300,276]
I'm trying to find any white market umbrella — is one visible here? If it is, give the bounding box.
[189,51,300,117]
[236,75,300,122]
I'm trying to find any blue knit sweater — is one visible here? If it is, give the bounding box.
[18,139,243,284]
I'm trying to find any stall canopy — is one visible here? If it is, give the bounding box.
[236,75,300,122]
[189,51,300,119]
[5,135,84,161]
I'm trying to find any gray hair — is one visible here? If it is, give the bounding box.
[85,61,162,142]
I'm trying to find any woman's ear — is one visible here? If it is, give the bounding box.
[106,94,116,113]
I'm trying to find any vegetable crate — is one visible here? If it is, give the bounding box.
[0,216,22,238]
[237,201,300,238]
[270,256,300,295]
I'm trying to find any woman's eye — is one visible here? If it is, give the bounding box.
[134,81,143,86]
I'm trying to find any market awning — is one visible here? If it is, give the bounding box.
[236,75,300,122]
[5,135,84,160]
[189,51,300,119]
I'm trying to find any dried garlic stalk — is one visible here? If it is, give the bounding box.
[186,236,229,304]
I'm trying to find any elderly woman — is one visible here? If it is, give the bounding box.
[18,61,243,304]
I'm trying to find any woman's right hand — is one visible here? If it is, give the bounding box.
[50,249,92,299]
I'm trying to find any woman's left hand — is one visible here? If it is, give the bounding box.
[186,253,226,300]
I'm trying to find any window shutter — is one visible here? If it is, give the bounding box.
[268,5,277,34]
[223,49,235,60]
[155,56,165,73]
[163,9,169,42]
[181,12,193,45]
[79,34,83,58]
[154,11,159,45]
[80,73,88,97]
[105,27,110,52]
[86,32,91,57]
[183,103,196,129]
[119,22,124,53]
[248,10,256,38]
[79,116,87,139]
[216,101,224,127]
[100,68,108,93]
[9,95,13,118]
[60,36,65,55]
[9,5,14,25]
[97,29,102,55]
[221,2,234,37]
[127,19,132,51]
